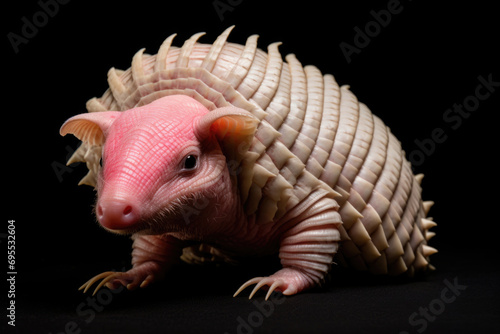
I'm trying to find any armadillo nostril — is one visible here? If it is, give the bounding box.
[96,200,139,230]
[97,205,103,217]
[123,205,133,216]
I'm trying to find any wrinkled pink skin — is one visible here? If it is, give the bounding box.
[96,96,238,238]
[94,96,250,288]
[64,96,317,297]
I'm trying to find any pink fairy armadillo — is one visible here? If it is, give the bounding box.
[60,27,437,300]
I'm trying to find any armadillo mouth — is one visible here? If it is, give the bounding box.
[98,209,188,236]
[98,218,149,235]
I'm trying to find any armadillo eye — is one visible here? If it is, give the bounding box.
[183,155,197,170]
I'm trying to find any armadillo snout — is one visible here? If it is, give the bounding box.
[96,199,140,230]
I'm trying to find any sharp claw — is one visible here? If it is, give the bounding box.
[78,271,121,294]
[233,277,264,298]
[79,278,96,293]
[80,271,114,293]
[234,277,287,300]
[140,275,153,288]
[83,283,94,294]
[80,269,158,294]
[265,279,284,301]
[248,286,260,299]
[93,273,120,296]
[78,282,88,291]
[249,278,272,299]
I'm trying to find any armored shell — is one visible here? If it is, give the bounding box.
[68,26,437,277]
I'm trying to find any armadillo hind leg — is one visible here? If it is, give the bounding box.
[180,243,239,265]
[234,189,342,299]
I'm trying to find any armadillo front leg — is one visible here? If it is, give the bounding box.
[234,194,342,300]
[79,234,184,295]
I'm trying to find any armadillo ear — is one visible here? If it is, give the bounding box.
[60,111,122,146]
[195,106,259,161]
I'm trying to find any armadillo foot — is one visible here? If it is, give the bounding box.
[233,268,315,300]
[79,262,164,295]
[233,277,286,300]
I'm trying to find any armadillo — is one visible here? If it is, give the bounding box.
[60,26,437,300]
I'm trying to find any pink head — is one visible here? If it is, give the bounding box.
[60,95,257,236]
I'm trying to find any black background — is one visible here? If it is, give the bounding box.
[3,0,499,333]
